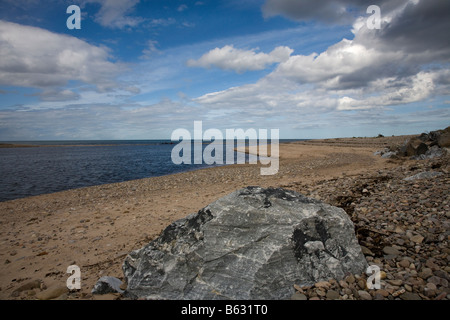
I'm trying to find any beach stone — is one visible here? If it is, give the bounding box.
[291,292,307,300]
[36,285,68,300]
[122,187,368,300]
[11,279,41,296]
[400,292,422,300]
[314,281,331,289]
[419,268,434,279]
[92,276,124,295]
[410,235,424,244]
[326,290,340,300]
[399,259,411,268]
[376,289,390,297]
[404,138,428,157]
[358,290,372,300]
[437,131,450,148]
[403,171,443,181]
[383,246,402,256]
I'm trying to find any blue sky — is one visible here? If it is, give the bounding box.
[0,0,449,140]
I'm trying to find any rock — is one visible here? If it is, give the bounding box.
[358,290,372,300]
[11,280,41,296]
[361,246,374,256]
[326,290,340,300]
[387,279,403,286]
[375,289,390,297]
[400,292,421,300]
[383,246,402,256]
[405,138,429,157]
[410,235,424,244]
[419,268,434,279]
[427,276,443,286]
[399,259,410,268]
[122,187,368,300]
[92,293,121,300]
[413,145,445,160]
[36,285,68,300]
[403,171,443,181]
[437,131,450,148]
[291,292,307,300]
[435,292,447,300]
[345,274,356,284]
[314,281,331,289]
[92,276,124,295]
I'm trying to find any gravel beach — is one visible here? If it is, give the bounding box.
[0,135,448,300]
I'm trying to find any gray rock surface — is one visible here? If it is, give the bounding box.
[403,171,443,181]
[122,186,367,300]
[92,276,124,295]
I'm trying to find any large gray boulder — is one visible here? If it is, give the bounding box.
[122,187,367,300]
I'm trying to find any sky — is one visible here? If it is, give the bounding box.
[0,0,449,140]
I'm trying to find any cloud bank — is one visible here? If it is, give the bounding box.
[0,20,124,92]
[187,45,293,73]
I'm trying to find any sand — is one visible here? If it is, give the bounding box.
[0,136,410,299]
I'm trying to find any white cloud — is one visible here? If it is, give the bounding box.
[84,0,143,29]
[177,4,188,12]
[186,45,293,73]
[140,40,160,59]
[0,20,124,91]
[36,89,81,102]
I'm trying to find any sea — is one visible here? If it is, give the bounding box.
[0,139,300,202]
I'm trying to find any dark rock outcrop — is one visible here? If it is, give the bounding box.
[377,127,450,159]
[121,187,367,300]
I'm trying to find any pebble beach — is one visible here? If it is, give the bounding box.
[0,135,448,300]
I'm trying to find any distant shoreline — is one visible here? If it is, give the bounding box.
[0,139,303,149]
[0,142,177,148]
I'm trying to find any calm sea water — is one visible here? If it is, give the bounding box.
[0,140,299,202]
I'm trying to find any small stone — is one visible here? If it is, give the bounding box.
[309,297,321,300]
[326,290,340,300]
[400,292,422,300]
[358,290,372,300]
[92,276,124,295]
[358,279,367,290]
[435,292,447,300]
[316,289,326,297]
[387,279,403,286]
[380,271,387,280]
[291,292,307,300]
[345,275,356,284]
[394,226,405,234]
[360,246,374,256]
[383,246,401,256]
[427,276,442,286]
[419,268,433,279]
[375,289,390,297]
[92,293,120,300]
[399,259,410,268]
[392,288,406,297]
[36,285,68,300]
[410,235,424,244]
[12,279,41,295]
[314,281,331,289]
